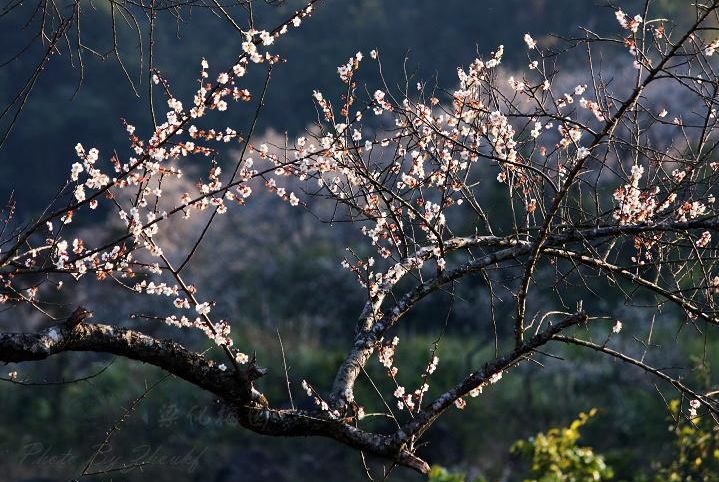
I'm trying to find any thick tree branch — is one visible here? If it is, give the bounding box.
[0,322,247,399]
[0,322,432,473]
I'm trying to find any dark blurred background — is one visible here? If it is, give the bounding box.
[0,1,714,481]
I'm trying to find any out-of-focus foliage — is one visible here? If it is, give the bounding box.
[650,400,719,482]
[511,408,613,482]
[428,465,486,482]
[433,403,719,482]
[430,410,612,482]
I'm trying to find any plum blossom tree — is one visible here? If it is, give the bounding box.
[2,0,719,476]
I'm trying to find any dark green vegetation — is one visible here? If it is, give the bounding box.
[1,1,717,481]
[432,405,719,481]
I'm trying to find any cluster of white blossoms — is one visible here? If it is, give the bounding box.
[612,161,715,229]
[676,198,712,223]
[612,320,623,334]
[337,52,363,84]
[615,9,650,69]
[373,334,442,413]
[300,379,351,419]
[392,382,430,412]
[378,336,399,372]
[133,280,179,297]
[523,33,537,50]
[705,38,719,57]
[53,236,132,280]
[162,313,235,348]
[688,398,701,418]
[452,371,505,410]
[613,165,662,225]
[1,2,321,357]
[696,231,712,248]
[71,144,110,205]
[615,9,643,33]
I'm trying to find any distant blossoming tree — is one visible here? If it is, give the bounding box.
[2,0,719,475]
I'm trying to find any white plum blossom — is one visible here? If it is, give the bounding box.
[195,302,212,316]
[523,33,537,49]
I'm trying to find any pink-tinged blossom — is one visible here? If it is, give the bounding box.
[73,185,86,202]
[195,302,211,316]
[523,33,536,49]
[577,147,590,160]
[705,39,719,56]
[70,162,83,181]
[696,231,712,248]
[259,30,274,46]
[289,192,300,206]
[613,165,663,225]
[427,356,439,374]
[616,10,642,33]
